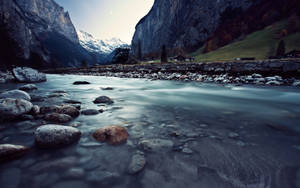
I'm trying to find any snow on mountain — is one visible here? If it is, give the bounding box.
[77,30,128,54]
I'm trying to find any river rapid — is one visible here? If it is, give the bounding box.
[1,74,300,188]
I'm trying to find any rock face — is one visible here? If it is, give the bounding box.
[0,98,33,121]
[93,126,129,145]
[35,125,81,148]
[0,0,93,68]
[13,67,46,83]
[0,90,31,101]
[0,144,29,162]
[132,0,256,57]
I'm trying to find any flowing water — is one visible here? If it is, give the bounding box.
[1,74,300,188]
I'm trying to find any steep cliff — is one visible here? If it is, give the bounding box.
[0,0,92,68]
[131,0,258,58]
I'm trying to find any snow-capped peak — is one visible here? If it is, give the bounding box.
[77,30,128,54]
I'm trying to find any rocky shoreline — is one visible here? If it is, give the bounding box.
[45,59,300,86]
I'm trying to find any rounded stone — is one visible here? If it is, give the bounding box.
[93,96,114,104]
[35,125,81,148]
[58,105,80,118]
[93,125,129,145]
[44,113,73,123]
[0,144,29,162]
[0,98,33,121]
[0,90,31,101]
[81,109,99,115]
[73,81,90,85]
[19,84,38,91]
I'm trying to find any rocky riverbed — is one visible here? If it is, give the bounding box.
[45,59,300,86]
[0,71,300,188]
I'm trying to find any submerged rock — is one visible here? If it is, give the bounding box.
[64,100,82,104]
[73,81,90,85]
[139,139,174,152]
[13,67,46,83]
[93,96,114,104]
[128,152,146,174]
[93,125,129,145]
[0,90,31,101]
[44,113,73,123]
[19,84,38,91]
[81,109,99,115]
[0,144,29,162]
[35,125,81,148]
[0,98,33,121]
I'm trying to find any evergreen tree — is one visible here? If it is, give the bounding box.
[161,45,168,63]
[276,40,285,57]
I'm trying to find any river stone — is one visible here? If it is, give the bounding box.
[81,109,99,115]
[73,81,90,85]
[93,96,114,104]
[0,98,33,120]
[93,125,129,145]
[128,152,146,174]
[0,90,31,101]
[139,139,174,152]
[58,105,80,118]
[44,113,73,123]
[35,125,81,148]
[31,105,40,115]
[0,144,29,162]
[13,67,46,83]
[292,81,300,87]
[40,105,61,114]
[19,84,38,91]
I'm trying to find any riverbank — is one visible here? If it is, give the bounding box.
[44,59,300,86]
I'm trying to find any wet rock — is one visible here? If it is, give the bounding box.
[93,96,114,104]
[182,147,193,154]
[252,73,262,78]
[0,98,33,121]
[0,144,29,162]
[228,132,239,139]
[44,113,73,123]
[0,168,21,188]
[81,109,100,115]
[59,105,80,118]
[35,125,81,148]
[31,95,46,102]
[266,81,281,85]
[0,89,31,101]
[31,105,40,115]
[40,105,61,114]
[70,104,81,110]
[292,81,300,87]
[139,139,174,152]
[101,87,114,90]
[19,84,38,91]
[64,99,82,104]
[73,81,90,85]
[13,67,46,83]
[93,125,129,145]
[128,152,146,174]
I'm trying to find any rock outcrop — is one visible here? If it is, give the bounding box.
[131,0,257,57]
[0,0,92,68]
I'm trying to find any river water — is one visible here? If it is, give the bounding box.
[1,74,300,188]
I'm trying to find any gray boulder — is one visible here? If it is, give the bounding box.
[0,98,33,120]
[0,90,31,101]
[0,144,29,162]
[13,67,46,83]
[35,125,81,148]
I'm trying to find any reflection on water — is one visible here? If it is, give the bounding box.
[0,74,300,188]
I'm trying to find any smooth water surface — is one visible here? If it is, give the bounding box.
[1,74,300,188]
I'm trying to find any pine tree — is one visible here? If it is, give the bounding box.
[276,40,285,57]
[161,45,168,63]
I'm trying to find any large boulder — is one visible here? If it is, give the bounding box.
[0,144,29,162]
[34,125,81,148]
[0,98,33,121]
[13,67,46,83]
[0,90,31,101]
[93,126,129,145]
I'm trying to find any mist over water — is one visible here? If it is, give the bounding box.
[1,74,300,188]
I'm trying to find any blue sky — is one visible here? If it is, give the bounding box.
[54,0,154,43]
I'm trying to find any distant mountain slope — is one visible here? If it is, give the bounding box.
[77,30,129,63]
[192,20,300,62]
[0,0,93,69]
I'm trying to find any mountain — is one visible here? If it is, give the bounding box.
[77,30,129,63]
[131,0,300,59]
[0,0,93,69]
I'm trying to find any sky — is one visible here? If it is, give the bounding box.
[54,0,154,44]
